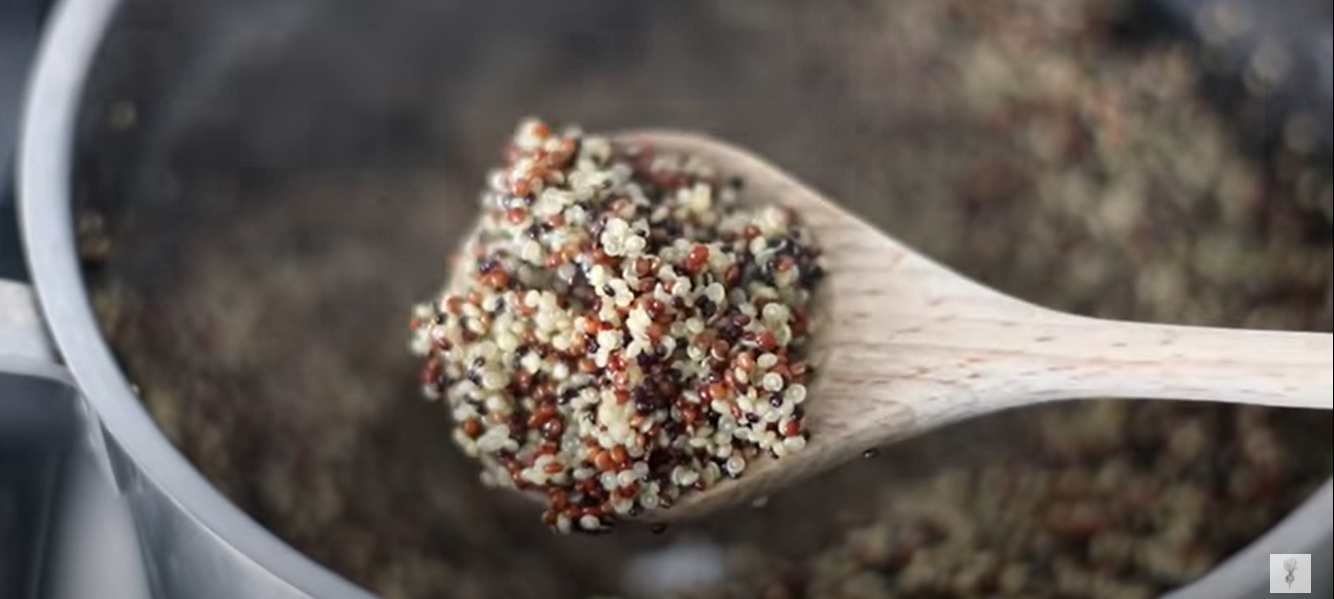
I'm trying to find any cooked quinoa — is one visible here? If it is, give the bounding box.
[82,1,1332,597]
[408,119,825,533]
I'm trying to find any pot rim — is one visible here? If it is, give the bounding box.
[18,0,377,597]
[16,0,1332,598]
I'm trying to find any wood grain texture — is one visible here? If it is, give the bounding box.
[617,130,1334,521]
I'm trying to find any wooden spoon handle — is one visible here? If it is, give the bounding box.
[1007,315,1333,410]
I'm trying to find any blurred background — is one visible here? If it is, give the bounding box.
[3,0,1332,598]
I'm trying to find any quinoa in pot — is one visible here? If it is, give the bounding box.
[77,0,1332,598]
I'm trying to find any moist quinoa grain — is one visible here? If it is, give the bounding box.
[409,118,824,533]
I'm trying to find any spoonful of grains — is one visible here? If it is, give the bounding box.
[409,119,1333,533]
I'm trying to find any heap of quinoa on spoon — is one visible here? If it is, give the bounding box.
[409,119,825,534]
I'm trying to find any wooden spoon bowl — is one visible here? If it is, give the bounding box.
[611,129,1334,522]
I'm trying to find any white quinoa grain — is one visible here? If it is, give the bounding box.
[725,455,747,476]
[783,435,807,452]
[578,515,602,531]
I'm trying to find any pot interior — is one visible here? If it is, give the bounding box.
[71,0,1332,598]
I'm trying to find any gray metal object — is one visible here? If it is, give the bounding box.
[0,284,69,599]
[17,2,376,596]
[1,281,151,599]
[0,370,71,599]
[7,0,1333,598]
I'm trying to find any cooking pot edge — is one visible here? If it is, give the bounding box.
[16,0,378,597]
[13,0,1332,597]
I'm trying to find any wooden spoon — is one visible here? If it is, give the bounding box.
[611,129,1334,523]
